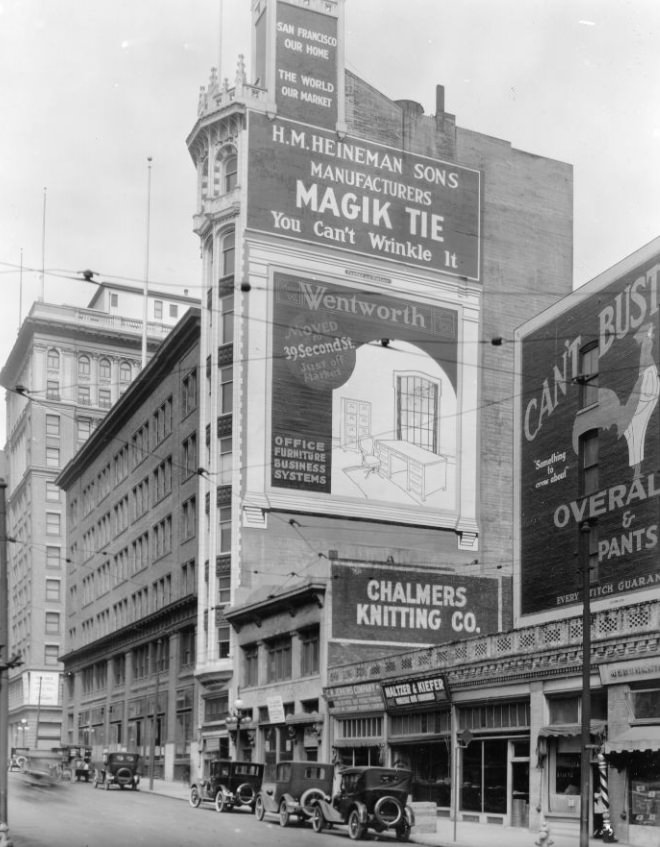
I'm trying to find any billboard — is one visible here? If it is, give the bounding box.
[271,272,460,515]
[331,563,500,645]
[248,112,480,279]
[519,253,660,615]
[275,0,338,129]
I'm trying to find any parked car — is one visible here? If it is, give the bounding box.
[64,745,92,782]
[255,760,334,826]
[311,766,414,841]
[93,752,141,791]
[189,760,264,813]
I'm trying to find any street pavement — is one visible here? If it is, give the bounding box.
[142,779,619,847]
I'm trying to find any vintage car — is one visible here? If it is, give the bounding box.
[93,752,141,791]
[254,760,334,826]
[311,766,414,841]
[189,760,264,813]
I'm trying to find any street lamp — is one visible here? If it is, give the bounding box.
[226,696,251,761]
[17,719,28,748]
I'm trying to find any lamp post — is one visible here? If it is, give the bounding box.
[17,719,28,749]
[227,696,251,761]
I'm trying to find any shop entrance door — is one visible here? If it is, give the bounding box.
[461,738,507,815]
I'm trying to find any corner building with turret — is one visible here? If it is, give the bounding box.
[188,0,572,811]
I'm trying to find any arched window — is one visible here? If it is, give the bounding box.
[224,154,237,193]
[200,154,209,198]
[119,361,132,383]
[47,349,60,370]
[78,355,91,377]
[99,358,111,380]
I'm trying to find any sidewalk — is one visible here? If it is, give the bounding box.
[143,781,621,847]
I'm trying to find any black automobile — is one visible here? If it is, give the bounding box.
[93,752,141,791]
[311,766,414,841]
[189,760,264,813]
[255,760,334,826]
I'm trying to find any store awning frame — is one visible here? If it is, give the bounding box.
[538,720,607,740]
[604,726,660,754]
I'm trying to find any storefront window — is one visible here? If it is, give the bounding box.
[630,688,660,720]
[554,752,581,795]
[630,753,660,827]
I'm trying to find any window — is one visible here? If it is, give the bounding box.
[224,154,238,193]
[78,385,91,406]
[45,612,61,634]
[46,579,61,602]
[180,628,196,669]
[45,645,60,666]
[133,645,150,680]
[46,414,60,437]
[300,626,320,676]
[579,431,599,580]
[77,418,92,445]
[99,388,112,409]
[221,230,235,278]
[183,434,197,477]
[154,300,163,320]
[579,343,599,408]
[181,559,196,596]
[267,636,292,682]
[182,369,197,417]
[219,436,232,485]
[217,623,230,659]
[221,293,234,346]
[153,398,173,444]
[204,694,229,723]
[46,482,60,502]
[113,654,126,686]
[99,358,111,379]
[169,304,178,319]
[46,447,60,468]
[182,497,196,540]
[110,293,118,308]
[219,505,231,553]
[46,546,61,568]
[630,688,660,721]
[47,349,60,370]
[217,558,230,604]
[396,373,439,452]
[119,361,132,382]
[47,380,60,400]
[244,644,258,687]
[219,366,233,414]
[78,355,91,377]
[46,512,61,536]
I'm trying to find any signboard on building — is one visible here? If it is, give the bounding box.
[518,251,660,616]
[381,673,450,712]
[331,563,499,645]
[267,695,286,724]
[270,272,460,518]
[275,0,338,129]
[25,672,60,707]
[247,112,480,279]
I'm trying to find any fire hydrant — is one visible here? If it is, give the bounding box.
[535,821,553,846]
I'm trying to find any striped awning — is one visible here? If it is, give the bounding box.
[538,720,607,739]
[604,726,660,754]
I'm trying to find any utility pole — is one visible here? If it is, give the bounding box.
[0,480,12,845]
[579,520,592,847]
[148,639,161,791]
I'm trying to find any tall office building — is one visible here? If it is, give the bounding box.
[0,282,197,748]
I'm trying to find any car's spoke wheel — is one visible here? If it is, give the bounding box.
[348,809,366,840]
[215,789,229,813]
[300,787,326,817]
[279,799,290,827]
[255,795,265,821]
[189,786,202,808]
[311,806,325,833]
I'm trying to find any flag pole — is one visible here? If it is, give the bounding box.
[141,157,153,369]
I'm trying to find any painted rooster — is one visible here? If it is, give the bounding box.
[572,322,659,478]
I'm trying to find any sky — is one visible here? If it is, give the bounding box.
[1,0,659,443]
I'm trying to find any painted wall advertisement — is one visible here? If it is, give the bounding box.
[271,272,460,515]
[247,111,480,279]
[519,254,660,615]
[275,0,338,129]
[331,563,499,645]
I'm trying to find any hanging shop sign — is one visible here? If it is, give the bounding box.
[267,695,286,724]
[331,563,499,645]
[275,0,338,129]
[247,112,480,279]
[381,672,450,712]
[518,252,660,616]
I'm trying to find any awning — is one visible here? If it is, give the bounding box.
[538,720,607,739]
[604,726,660,754]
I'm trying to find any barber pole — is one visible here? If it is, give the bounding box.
[597,751,618,843]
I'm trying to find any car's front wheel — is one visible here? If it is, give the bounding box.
[347,808,366,840]
[279,798,290,827]
[189,785,202,808]
[311,806,325,833]
[215,789,230,813]
[254,795,266,821]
